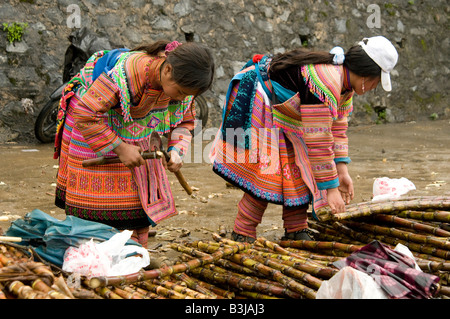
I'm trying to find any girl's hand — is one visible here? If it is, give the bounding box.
[327,188,346,214]
[166,150,183,172]
[336,163,354,204]
[113,142,146,169]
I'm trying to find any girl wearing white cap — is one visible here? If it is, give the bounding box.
[210,36,398,242]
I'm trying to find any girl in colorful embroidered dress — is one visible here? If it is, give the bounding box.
[54,40,214,247]
[210,36,398,242]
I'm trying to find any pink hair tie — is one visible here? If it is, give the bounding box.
[165,41,182,56]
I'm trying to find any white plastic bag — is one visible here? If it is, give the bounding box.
[62,230,150,278]
[372,177,416,202]
[316,266,388,299]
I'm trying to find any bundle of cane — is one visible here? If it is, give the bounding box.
[305,196,450,298]
[175,235,337,299]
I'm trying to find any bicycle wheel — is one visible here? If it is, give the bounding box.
[34,98,59,143]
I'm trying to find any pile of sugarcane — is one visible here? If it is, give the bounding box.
[83,196,449,299]
[1,195,449,299]
[0,241,79,299]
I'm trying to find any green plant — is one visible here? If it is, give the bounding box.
[2,22,28,45]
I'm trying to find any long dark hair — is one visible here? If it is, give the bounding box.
[269,42,381,79]
[132,40,215,96]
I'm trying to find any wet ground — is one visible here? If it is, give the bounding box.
[0,120,449,260]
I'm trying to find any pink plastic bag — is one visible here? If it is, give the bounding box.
[372,177,416,202]
[62,230,150,278]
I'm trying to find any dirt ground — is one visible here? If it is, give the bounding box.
[0,120,449,262]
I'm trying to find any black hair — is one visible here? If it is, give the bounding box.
[269,42,381,79]
[132,41,215,96]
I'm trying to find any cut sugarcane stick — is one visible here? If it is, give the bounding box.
[151,278,212,299]
[88,242,245,288]
[137,281,191,299]
[277,239,362,254]
[371,214,450,237]
[316,196,450,222]
[342,220,450,251]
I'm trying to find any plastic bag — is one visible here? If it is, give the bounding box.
[62,230,150,278]
[316,266,388,299]
[372,177,416,202]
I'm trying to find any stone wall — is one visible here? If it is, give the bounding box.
[0,0,448,142]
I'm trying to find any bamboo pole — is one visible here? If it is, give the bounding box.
[88,242,244,288]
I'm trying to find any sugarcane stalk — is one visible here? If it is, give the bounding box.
[189,266,302,299]
[52,275,75,299]
[70,287,104,299]
[248,251,338,279]
[121,286,148,299]
[32,278,71,299]
[277,239,362,254]
[313,232,364,244]
[113,286,144,299]
[416,260,450,272]
[367,234,450,260]
[172,273,232,299]
[256,237,327,267]
[185,241,262,277]
[151,278,212,299]
[394,210,450,223]
[343,220,450,251]
[0,282,7,299]
[249,253,322,290]
[238,290,281,299]
[8,280,49,299]
[27,262,54,287]
[372,214,450,237]
[137,281,191,299]
[95,287,123,299]
[227,253,317,299]
[316,196,450,222]
[329,221,372,244]
[89,242,244,288]
[438,285,450,298]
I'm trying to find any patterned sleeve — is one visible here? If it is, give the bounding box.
[300,104,339,190]
[73,73,122,156]
[333,92,353,164]
[332,115,351,164]
[167,97,196,158]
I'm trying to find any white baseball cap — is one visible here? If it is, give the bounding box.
[358,36,398,91]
